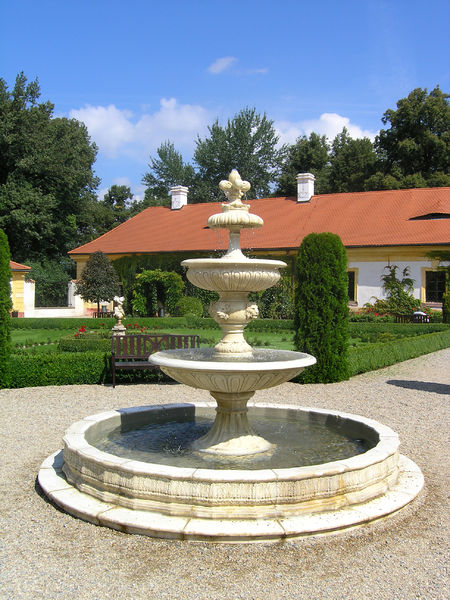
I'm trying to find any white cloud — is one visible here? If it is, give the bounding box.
[207,56,237,74]
[69,105,134,157]
[275,113,378,146]
[70,98,211,161]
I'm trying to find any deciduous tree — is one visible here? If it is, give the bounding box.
[76,251,121,313]
[142,141,195,205]
[0,72,99,261]
[276,133,330,195]
[194,107,284,201]
[375,86,450,186]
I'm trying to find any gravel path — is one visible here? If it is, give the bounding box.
[1,349,449,600]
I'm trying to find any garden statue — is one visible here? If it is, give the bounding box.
[112,296,126,335]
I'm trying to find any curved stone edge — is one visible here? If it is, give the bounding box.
[38,452,423,543]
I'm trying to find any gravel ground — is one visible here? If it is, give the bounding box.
[1,349,449,600]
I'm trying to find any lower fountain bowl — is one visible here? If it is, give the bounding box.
[38,403,423,543]
[149,348,317,392]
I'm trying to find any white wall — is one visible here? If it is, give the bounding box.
[348,259,433,307]
[23,280,35,317]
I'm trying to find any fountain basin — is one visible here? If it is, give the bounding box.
[38,403,424,542]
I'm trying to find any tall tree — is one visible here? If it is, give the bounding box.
[0,229,11,388]
[75,251,121,313]
[98,184,134,231]
[328,128,377,193]
[142,141,195,205]
[375,86,450,186]
[276,133,330,195]
[0,72,99,262]
[194,107,284,201]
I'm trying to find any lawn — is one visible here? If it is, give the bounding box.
[12,320,448,353]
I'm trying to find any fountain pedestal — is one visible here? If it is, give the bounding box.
[192,391,274,455]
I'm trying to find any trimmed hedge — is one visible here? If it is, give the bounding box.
[58,335,111,352]
[9,350,169,388]
[348,329,450,376]
[7,327,450,388]
[9,351,110,387]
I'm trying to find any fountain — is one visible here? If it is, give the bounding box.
[39,171,423,542]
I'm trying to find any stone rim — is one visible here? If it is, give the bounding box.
[38,403,424,542]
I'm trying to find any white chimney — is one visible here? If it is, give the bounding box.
[296,173,315,202]
[169,185,188,210]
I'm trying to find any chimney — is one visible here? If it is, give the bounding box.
[296,173,315,202]
[169,185,188,210]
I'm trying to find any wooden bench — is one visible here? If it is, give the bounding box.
[394,313,431,323]
[93,311,114,318]
[111,333,200,387]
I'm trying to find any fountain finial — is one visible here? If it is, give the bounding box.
[219,170,251,204]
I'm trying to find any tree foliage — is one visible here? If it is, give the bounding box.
[194,107,284,201]
[75,251,121,312]
[375,86,450,187]
[0,229,12,387]
[328,129,377,193]
[294,233,349,383]
[375,265,420,314]
[132,269,184,316]
[0,72,99,262]
[26,258,73,307]
[277,133,330,195]
[142,141,195,205]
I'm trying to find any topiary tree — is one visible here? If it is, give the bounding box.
[0,229,12,388]
[75,251,121,313]
[294,232,349,383]
[132,269,184,316]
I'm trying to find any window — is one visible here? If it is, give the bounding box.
[347,270,356,302]
[425,271,446,302]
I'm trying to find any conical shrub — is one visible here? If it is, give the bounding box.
[295,232,349,383]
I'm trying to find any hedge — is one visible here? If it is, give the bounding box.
[7,327,450,388]
[348,329,450,376]
[8,350,169,388]
[58,335,111,352]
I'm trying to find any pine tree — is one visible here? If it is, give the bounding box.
[75,251,121,313]
[294,233,349,383]
[0,229,12,388]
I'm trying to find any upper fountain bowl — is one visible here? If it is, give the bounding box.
[182,257,286,292]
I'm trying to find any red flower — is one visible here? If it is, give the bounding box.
[134,323,139,328]
[75,333,79,337]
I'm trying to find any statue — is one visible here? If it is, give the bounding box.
[112,296,126,335]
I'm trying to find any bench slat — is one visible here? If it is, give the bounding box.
[111,333,200,387]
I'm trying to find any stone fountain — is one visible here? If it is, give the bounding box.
[39,171,423,542]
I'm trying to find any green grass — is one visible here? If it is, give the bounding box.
[11,328,75,349]
[11,321,450,353]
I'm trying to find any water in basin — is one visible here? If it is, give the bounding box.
[93,406,373,470]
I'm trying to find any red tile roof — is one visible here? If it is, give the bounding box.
[69,187,450,256]
[10,261,31,271]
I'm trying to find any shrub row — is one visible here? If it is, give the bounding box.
[8,328,450,388]
[349,322,449,338]
[8,351,170,388]
[58,336,112,352]
[348,329,450,376]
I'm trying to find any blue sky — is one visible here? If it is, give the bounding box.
[2,0,449,200]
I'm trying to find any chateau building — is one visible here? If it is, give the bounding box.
[69,176,449,312]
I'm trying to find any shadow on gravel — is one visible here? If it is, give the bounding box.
[386,380,450,395]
